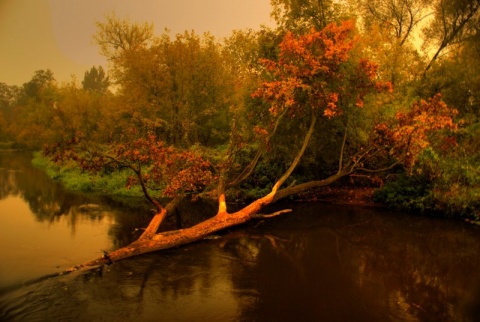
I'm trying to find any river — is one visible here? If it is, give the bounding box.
[0,150,479,321]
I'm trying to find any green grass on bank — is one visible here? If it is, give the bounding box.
[32,151,145,198]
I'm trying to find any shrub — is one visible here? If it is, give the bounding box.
[373,174,435,213]
[374,146,480,219]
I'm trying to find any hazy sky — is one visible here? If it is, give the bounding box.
[0,0,275,86]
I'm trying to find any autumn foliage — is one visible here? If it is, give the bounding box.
[0,0,477,273]
[253,21,392,121]
[117,134,214,197]
[41,20,459,217]
[374,94,458,171]
[45,131,214,202]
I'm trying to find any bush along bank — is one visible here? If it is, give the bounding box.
[373,149,480,223]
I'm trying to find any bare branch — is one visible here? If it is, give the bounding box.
[228,106,289,187]
[355,160,402,173]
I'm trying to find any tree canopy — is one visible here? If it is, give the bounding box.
[0,1,477,266]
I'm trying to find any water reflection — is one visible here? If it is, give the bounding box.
[0,151,147,288]
[2,203,479,321]
[1,151,480,321]
[232,204,480,322]
[0,151,89,222]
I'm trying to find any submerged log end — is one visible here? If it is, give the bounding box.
[252,209,292,218]
[59,257,106,276]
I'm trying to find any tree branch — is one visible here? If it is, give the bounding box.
[273,171,347,202]
[272,114,318,193]
[227,146,265,187]
[229,107,289,187]
[355,159,401,173]
[138,195,184,240]
[338,125,348,175]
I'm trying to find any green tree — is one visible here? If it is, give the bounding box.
[7,70,58,148]
[95,16,239,147]
[0,82,20,142]
[20,69,55,103]
[94,14,154,81]
[82,66,110,94]
[271,0,354,32]
[53,79,116,140]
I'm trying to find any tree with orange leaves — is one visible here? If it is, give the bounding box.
[374,94,458,173]
[47,20,457,273]
[245,21,393,192]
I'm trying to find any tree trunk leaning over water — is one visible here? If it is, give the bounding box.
[54,21,458,272]
[66,110,400,271]
[82,192,291,268]
[59,115,337,271]
[76,115,321,269]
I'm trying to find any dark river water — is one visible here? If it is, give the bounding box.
[0,151,480,321]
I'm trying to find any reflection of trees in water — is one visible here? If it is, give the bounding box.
[1,152,114,230]
[85,202,480,321]
[339,214,480,321]
[0,168,20,198]
[0,151,29,199]
[2,153,64,221]
[7,205,480,321]
[0,151,73,219]
[2,159,479,321]
[224,204,480,321]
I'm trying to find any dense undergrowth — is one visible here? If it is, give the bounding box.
[373,147,480,221]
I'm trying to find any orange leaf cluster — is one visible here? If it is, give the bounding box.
[374,94,458,171]
[253,20,391,121]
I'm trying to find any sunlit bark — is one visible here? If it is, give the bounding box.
[72,114,321,269]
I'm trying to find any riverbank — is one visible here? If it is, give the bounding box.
[295,185,380,207]
[295,183,480,225]
[31,151,479,223]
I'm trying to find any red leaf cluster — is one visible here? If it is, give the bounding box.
[45,131,213,198]
[115,134,214,197]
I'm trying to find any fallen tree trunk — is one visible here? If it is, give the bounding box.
[72,172,351,271]
[61,115,360,273]
[67,115,319,271]
[72,190,290,270]
[70,133,354,272]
